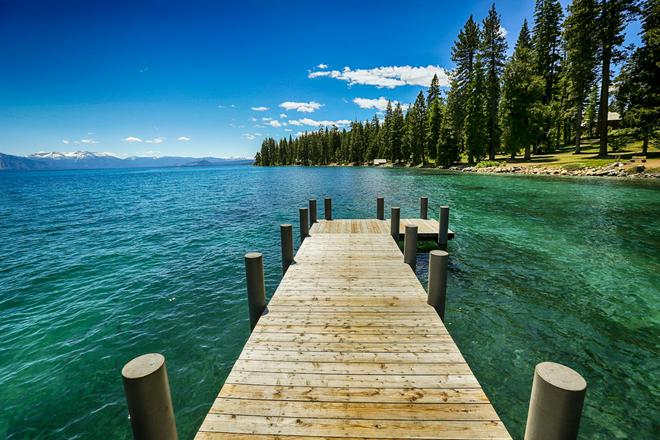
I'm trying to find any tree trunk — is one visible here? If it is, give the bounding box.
[524,145,531,161]
[598,45,612,157]
[575,102,584,154]
[642,136,648,156]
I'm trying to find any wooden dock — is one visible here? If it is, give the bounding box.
[309,218,455,241]
[194,218,510,439]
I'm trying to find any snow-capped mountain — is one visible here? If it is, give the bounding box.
[0,151,253,171]
[29,151,118,160]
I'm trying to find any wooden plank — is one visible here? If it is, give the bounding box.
[198,414,510,439]
[209,398,501,421]
[195,223,509,439]
[217,384,490,404]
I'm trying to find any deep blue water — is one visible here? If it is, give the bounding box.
[1,165,658,439]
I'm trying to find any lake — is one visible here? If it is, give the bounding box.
[1,165,658,439]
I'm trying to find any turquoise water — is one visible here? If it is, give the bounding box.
[1,166,658,439]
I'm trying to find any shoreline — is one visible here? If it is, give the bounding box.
[451,162,659,179]
[263,161,660,180]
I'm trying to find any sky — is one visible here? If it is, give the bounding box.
[0,0,640,158]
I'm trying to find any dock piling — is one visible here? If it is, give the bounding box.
[420,197,428,219]
[390,207,401,242]
[376,197,384,220]
[438,205,450,247]
[324,198,332,220]
[403,224,418,271]
[308,199,317,224]
[280,224,294,274]
[245,252,266,331]
[299,208,309,243]
[524,362,587,440]
[121,353,177,440]
[427,250,448,320]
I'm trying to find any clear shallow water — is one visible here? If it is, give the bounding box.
[1,165,658,439]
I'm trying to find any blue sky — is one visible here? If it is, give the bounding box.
[0,0,639,158]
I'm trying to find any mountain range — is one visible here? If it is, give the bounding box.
[0,151,253,171]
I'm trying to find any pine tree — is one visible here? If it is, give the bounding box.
[380,101,393,160]
[391,102,405,162]
[596,0,638,156]
[615,0,660,155]
[438,79,463,165]
[481,3,508,160]
[500,20,545,160]
[564,0,600,153]
[533,0,564,103]
[451,15,481,145]
[404,91,428,165]
[426,90,444,161]
[463,59,488,163]
[426,75,443,160]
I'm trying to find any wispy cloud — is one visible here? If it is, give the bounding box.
[262,117,273,121]
[177,136,191,141]
[145,137,165,144]
[242,133,262,140]
[251,106,270,111]
[352,97,396,111]
[268,120,282,127]
[123,136,143,143]
[279,113,288,118]
[62,139,70,144]
[80,138,98,144]
[288,118,351,128]
[317,63,328,69]
[309,65,450,88]
[279,101,323,113]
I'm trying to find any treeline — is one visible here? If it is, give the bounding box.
[255,0,658,166]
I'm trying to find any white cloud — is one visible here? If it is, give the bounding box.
[242,133,262,140]
[123,136,143,143]
[268,120,282,127]
[177,136,191,141]
[309,65,450,88]
[352,97,396,111]
[499,26,508,37]
[62,139,69,144]
[251,117,257,122]
[279,101,323,113]
[262,117,273,121]
[279,113,288,118]
[251,106,269,111]
[288,118,351,127]
[145,137,165,144]
[80,138,98,144]
[217,105,225,109]
[317,63,328,69]
[285,129,293,132]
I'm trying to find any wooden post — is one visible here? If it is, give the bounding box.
[376,197,384,220]
[438,205,449,247]
[427,250,448,320]
[324,198,332,220]
[122,353,177,440]
[524,362,587,440]
[420,197,428,219]
[245,252,266,331]
[390,207,400,242]
[308,199,317,224]
[280,224,294,275]
[299,208,309,243]
[403,224,418,271]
